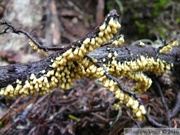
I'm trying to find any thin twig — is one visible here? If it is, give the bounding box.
[170,91,180,119]
[153,80,171,127]
[0,22,65,52]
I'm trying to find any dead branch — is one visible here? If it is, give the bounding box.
[0,45,179,89]
[0,9,180,127]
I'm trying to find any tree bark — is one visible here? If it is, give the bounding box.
[0,44,179,89]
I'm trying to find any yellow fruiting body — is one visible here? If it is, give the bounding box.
[0,10,175,121]
[139,41,145,46]
[29,40,47,56]
[159,40,179,53]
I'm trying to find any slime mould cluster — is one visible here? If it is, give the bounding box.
[0,10,121,97]
[0,9,177,121]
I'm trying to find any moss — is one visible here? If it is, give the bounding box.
[176,18,180,23]
[135,21,147,34]
[153,0,171,8]
[0,121,3,128]
[157,27,166,37]
[106,0,180,41]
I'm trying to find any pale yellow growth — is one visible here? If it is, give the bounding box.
[111,28,117,34]
[1,11,173,122]
[105,34,111,41]
[112,40,118,47]
[29,40,47,56]
[56,56,62,61]
[98,31,104,37]
[139,105,146,114]
[108,18,115,27]
[113,51,118,58]
[109,34,113,39]
[115,20,121,28]
[126,72,152,93]
[159,40,179,53]
[97,38,103,44]
[62,49,72,57]
[102,37,107,43]
[106,26,111,33]
[67,53,74,60]
[126,97,133,107]
[139,41,145,46]
[79,50,85,57]
[105,55,172,94]
[111,36,124,47]
[90,38,95,45]
[136,111,142,117]
[6,85,14,92]
[132,100,139,110]
[52,62,58,68]
[73,48,79,56]
[108,53,112,58]
[46,70,54,77]
[83,38,90,45]
[81,45,88,54]
[99,23,106,31]
[41,70,46,74]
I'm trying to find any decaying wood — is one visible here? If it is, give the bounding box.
[0,9,180,128]
[0,44,179,89]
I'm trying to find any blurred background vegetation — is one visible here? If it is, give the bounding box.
[106,0,180,44]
